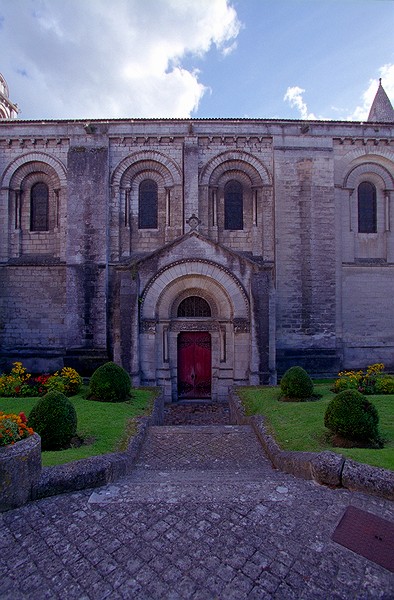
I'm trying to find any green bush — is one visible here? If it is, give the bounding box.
[87,362,131,402]
[280,366,314,400]
[324,389,380,443]
[28,391,77,450]
[375,375,394,395]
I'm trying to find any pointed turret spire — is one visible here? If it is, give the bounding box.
[0,73,19,119]
[367,78,394,123]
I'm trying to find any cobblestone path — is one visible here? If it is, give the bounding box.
[1,423,393,599]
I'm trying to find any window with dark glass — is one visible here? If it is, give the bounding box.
[30,182,49,231]
[358,182,377,233]
[224,180,243,230]
[177,296,211,318]
[138,179,158,229]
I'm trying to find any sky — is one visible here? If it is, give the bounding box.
[0,0,393,122]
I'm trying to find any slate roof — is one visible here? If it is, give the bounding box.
[367,79,394,123]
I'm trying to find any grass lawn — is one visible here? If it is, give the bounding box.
[237,383,394,471]
[0,387,158,467]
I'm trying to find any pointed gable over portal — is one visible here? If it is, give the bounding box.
[367,79,394,123]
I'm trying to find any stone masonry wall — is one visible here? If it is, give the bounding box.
[65,145,109,352]
[341,265,394,369]
[274,139,336,350]
[0,118,393,378]
[0,265,66,371]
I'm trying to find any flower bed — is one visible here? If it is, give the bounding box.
[0,411,34,446]
[0,362,82,398]
[332,363,394,395]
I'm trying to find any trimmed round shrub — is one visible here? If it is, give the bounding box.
[87,362,131,402]
[28,391,77,450]
[280,366,314,400]
[324,389,379,443]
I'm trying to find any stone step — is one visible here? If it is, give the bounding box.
[133,424,270,472]
[88,423,290,505]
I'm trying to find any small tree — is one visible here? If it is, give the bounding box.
[324,389,381,445]
[87,362,131,402]
[28,391,77,450]
[280,366,314,400]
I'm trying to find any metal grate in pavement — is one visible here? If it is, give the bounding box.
[332,505,394,573]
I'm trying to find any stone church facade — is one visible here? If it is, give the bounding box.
[1,75,393,400]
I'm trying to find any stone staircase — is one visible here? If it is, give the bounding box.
[89,424,291,505]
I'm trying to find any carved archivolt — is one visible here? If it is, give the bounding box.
[343,162,394,191]
[111,150,182,187]
[141,259,249,321]
[2,152,66,188]
[199,150,272,187]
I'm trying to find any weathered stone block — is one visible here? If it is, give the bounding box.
[310,451,345,487]
[0,433,41,512]
[341,458,394,500]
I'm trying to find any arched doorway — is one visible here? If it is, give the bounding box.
[177,331,211,398]
[176,296,212,398]
[138,259,252,401]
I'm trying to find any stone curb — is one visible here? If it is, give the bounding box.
[33,390,164,500]
[229,389,394,501]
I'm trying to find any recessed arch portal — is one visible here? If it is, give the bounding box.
[141,260,249,321]
[139,259,251,401]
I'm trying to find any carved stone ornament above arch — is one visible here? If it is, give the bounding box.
[343,162,394,191]
[1,152,67,188]
[111,150,182,187]
[199,150,272,187]
[140,259,249,321]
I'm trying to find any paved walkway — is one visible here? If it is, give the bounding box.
[1,420,393,599]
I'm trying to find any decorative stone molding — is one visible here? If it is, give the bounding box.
[140,320,156,333]
[170,320,220,332]
[111,150,182,187]
[343,162,394,190]
[1,152,67,188]
[141,258,249,318]
[233,318,250,333]
[200,149,272,187]
[186,213,201,231]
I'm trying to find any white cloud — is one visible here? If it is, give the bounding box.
[283,86,317,120]
[348,63,394,121]
[1,0,241,119]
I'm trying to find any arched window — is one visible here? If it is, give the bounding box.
[177,296,211,318]
[224,180,243,230]
[138,179,158,229]
[358,182,377,233]
[30,182,49,231]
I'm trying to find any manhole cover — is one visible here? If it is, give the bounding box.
[332,506,394,573]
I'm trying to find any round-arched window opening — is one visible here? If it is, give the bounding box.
[177,296,211,318]
[358,181,377,233]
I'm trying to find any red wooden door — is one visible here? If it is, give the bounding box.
[177,332,211,398]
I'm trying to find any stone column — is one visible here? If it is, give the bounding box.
[0,187,10,261]
[183,136,199,231]
[64,144,110,373]
[250,269,272,384]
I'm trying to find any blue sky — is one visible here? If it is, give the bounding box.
[0,0,393,121]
